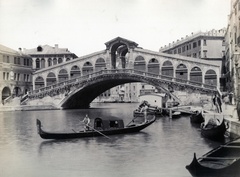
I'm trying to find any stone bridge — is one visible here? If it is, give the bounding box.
[24,37,221,109]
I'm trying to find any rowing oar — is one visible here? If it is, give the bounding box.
[86,124,111,140]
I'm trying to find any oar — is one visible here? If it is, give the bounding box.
[86,124,111,140]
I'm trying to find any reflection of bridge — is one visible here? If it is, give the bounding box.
[25,37,221,109]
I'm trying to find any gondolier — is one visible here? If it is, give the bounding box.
[82,114,90,131]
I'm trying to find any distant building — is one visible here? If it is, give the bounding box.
[0,44,32,105]
[225,0,240,104]
[24,44,78,71]
[159,28,226,90]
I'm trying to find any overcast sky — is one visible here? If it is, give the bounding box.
[0,0,230,56]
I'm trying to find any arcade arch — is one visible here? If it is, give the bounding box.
[161,60,173,80]
[134,56,146,71]
[190,66,202,85]
[70,65,81,78]
[35,76,45,89]
[205,69,217,86]
[95,58,106,72]
[46,72,57,86]
[2,87,11,102]
[176,64,188,82]
[58,69,68,82]
[82,62,93,75]
[147,58,159,74]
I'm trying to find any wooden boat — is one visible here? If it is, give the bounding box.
[172,111,181,118]
[186,138,240,177]
[190,112,204,124]
[200,112,228,141]
[36,116,156,140]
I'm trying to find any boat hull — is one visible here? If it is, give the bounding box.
[190,113,204,124]
[186,138,240,177]
[201,121,227,141]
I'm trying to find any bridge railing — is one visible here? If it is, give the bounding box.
[29,69,217,96]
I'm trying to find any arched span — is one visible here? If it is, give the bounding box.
[60,72,181,109]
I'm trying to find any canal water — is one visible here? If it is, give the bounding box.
[0,103,225,177]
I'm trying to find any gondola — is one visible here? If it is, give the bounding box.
[200,112,228,141]
[186,138,240,177]
[36,116,156,140]
[190,112,204,124]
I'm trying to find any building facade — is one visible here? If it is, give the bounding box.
[24,44,78,71]
[225,0,240,104]
[159,29,226,90]
[0,44,32,105]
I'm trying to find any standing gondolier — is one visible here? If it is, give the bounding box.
[82,114,90,131]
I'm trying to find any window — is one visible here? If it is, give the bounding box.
[189,43,191,49]
[182,46,185,52]
[203,39,207,46]
[14,73,16,80]
[3,72,5,80]
[6,72,9,80]
[193,53,197,58]
[198,40,201,46]
[174,49,177,54]
[203,50,207,58]
[178,48,181,53]
[17,74,20,81]
[6,56,10,63]
[199,51,201,58]
[193,42,197,48]
[36,58,40,69]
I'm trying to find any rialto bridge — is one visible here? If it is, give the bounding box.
[24,37,221,109]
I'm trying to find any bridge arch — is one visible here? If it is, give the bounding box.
[134,55,146,71]
[58,69,69,82]
[205,69,217,86]
[70,65,81,78]
[161,60,173,80]
[190,66,202,85]
[95,58,106,72]
[176,63,188,82]
[46,72,57,86]
[147,58,160,74]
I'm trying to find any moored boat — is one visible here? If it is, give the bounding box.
[186,138,240,177]
[200,112,228,141]
[36,116,156,140]
[190,111,204,124]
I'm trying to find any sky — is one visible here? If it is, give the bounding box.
[0,0,231,57]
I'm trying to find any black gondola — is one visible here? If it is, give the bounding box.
[186,138,240,177]
[36,116,156,140]
[200,112,227,141]
[190,112,204,124]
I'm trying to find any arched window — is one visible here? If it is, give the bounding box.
[36,58,40,69]
[2,87,11,102]
[41,58,45,68]
[48,58,52,67]
[58,58,63,64]
[53,58,57,65]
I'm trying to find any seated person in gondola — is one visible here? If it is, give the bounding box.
[82,114,90,131]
